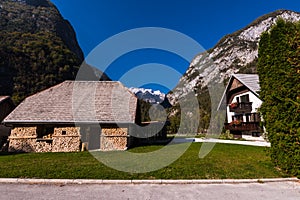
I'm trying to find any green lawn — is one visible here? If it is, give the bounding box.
[0,143,288,179]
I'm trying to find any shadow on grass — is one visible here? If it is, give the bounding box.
[0,152,23,156]
[129,137,174,149]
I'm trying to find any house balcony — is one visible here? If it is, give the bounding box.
[229,102,252,113]
[224,122,261,132]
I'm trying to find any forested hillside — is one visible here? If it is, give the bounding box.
[0,0,109,104]
[0,31,80,103]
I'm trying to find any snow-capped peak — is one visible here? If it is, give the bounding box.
[129,87,166,104]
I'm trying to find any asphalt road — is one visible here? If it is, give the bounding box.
[1,181,300,200]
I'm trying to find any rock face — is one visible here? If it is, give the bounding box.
[0,0,84,61]
[167,10,300,105]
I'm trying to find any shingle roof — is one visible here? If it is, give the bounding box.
[4,81,137,124]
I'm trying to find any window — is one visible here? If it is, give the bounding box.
[62,131,67,135]
[240,94,249,103]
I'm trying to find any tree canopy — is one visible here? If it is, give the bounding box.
[0,31,81,104]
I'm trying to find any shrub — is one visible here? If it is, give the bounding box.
[257,19,300,176]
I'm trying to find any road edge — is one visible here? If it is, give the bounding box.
[0,178,298,185]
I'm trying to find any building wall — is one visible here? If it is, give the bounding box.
[227,91,262,123]
[229,79,243,91]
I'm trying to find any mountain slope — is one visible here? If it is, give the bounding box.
[167,10,300,105]
[0,0,110,103]
[0,0,83,60]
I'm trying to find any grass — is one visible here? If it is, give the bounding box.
[0,143,289,179]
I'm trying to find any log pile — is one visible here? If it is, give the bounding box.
[9,138,53,153]
[52,127,80,152]
[35,141,52,152]
[102,128,128,136]
[9,126,81,152]
[8,126,132,152]
[8,138,36,152]
[100,128,128,151]
[53,127,80,136]
[9,127,37,152]
[10,127,36,137]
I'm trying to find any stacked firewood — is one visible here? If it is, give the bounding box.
[101,128,128,150]
[8,138,35,152]
[53,127,80,136]
[35,141,52,152]
[102,128,128,136]
[52,137,80,152]
[52,127,81,152]
[9,126,81,152]
[10,127,36,137]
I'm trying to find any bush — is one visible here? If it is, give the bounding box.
[257,19,300,176]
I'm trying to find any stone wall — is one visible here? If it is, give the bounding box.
[100,127,128,151]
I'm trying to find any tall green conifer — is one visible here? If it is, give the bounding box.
[258,19,300,176]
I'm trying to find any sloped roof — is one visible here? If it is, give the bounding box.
[4,81,137,124]
[218,74,260,110]
[232,74,260,94]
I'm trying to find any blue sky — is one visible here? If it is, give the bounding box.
[50,0,300,92]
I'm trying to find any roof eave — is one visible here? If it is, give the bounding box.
[3,120,136,125]
[217,75,234,110]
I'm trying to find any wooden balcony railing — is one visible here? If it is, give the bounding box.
[224,122,261,131]
[229,102,252,113]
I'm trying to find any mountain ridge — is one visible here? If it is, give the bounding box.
[167,9,300,105]
[129,87,166,104]
[0,0,110,103]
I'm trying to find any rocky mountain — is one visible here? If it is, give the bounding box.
[129,87,166,104]
[167,10,300,105]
